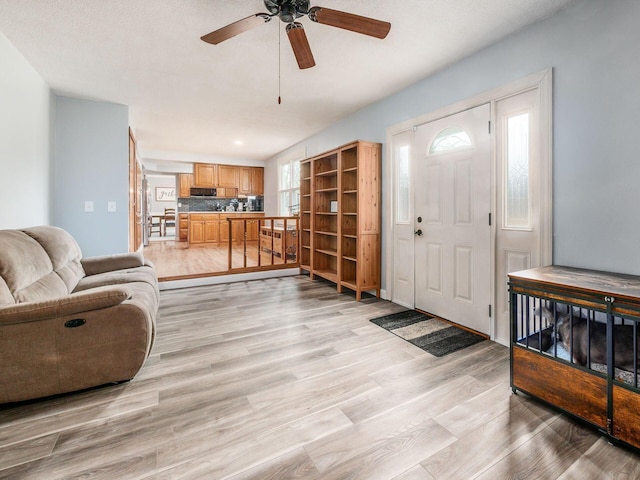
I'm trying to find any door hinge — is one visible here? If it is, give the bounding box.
[488,212,492,226]
[489,304,492,317]
[488,121,491,134]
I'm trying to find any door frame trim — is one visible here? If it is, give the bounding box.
[384,68,553,341]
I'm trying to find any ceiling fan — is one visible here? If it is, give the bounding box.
[200,0,391,69]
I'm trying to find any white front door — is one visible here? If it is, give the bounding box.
[413,104,492,335]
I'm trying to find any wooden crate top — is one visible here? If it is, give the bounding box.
[508,265,640,305]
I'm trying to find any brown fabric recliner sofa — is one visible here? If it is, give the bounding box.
[0,225,158,404]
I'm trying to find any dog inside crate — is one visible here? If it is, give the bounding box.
[514,295,640,387]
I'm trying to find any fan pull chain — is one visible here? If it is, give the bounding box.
[278,23,282,105]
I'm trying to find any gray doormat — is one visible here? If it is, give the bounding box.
[370,310,486,357]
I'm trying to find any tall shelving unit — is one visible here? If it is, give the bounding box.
[300,140,381,300]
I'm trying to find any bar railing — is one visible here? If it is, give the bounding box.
[226,216,299,273]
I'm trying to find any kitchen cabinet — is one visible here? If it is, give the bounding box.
[190,163,261,196]
[246,217,260,241]
[204,220,219,243]
[219,213,244,244]
[239,167,252,195]
[188,213,219,244]
[178,174,193,198]
[239,213,264,242]
[194,163,216,187]
[217,187,238,198]
[178,213,188,242]
[217,165,239,188]
[219,214,233,243]
[239,167,264,195]
[251,167,264,195]
[188,212,262,245]
[189,221,204,244]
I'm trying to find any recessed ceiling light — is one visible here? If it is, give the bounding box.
[234,140,244,146]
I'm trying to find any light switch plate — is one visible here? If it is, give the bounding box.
[84,201,94,212]
[107,201,117,212]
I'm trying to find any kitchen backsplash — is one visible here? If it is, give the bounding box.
[178,196,263,213]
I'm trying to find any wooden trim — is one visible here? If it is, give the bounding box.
[128,128,143,253]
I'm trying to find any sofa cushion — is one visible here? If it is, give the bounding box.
[81,252,145,276]
[74,266,158,293]
[0,230,69,305]
[23,226,85,293]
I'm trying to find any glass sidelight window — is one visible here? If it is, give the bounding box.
[396,145,410,224]
[504,112,531,229]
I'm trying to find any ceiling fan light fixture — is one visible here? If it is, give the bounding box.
[279,4,296,23]
[200,1,390,68]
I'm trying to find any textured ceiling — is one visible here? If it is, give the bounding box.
[0,0,576,162]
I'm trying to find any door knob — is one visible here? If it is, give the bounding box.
[414,229,423,236]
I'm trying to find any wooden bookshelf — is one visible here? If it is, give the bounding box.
[299,140,381,300]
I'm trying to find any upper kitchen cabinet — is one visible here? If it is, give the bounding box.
[217,165,239,188]
[191,163,262,195]
[178,173,193,197]
[239,166,264,195]
[194,163,216,187]
[251,167,264,195]
[239,167,252,195]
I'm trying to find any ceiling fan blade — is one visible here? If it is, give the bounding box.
[201,14,271,45]
[286,23,315,69]
[308,7,390,39]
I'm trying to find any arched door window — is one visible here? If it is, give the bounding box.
[428,126,472,154]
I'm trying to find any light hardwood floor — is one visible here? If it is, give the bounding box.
[1,276,639,479]
[144,240,292,280]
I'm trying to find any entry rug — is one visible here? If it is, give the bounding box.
[370,310,486,357]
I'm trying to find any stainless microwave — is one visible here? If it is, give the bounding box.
[190,188,217,197]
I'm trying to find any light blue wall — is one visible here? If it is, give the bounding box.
[268,0,640,279]
[53,96,129,256]
[0,32,52,229]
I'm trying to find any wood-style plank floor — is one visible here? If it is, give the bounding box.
[1,276,639,479]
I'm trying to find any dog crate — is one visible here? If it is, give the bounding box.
[509,265,640,451]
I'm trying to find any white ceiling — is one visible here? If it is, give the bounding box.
[0,0,575,162]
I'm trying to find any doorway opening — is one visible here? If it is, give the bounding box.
[144,173,177,243]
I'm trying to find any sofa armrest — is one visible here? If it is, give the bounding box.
[0,286,131,325]
[81,252,145,275]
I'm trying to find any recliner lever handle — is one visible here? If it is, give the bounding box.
[64,319,86,328]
